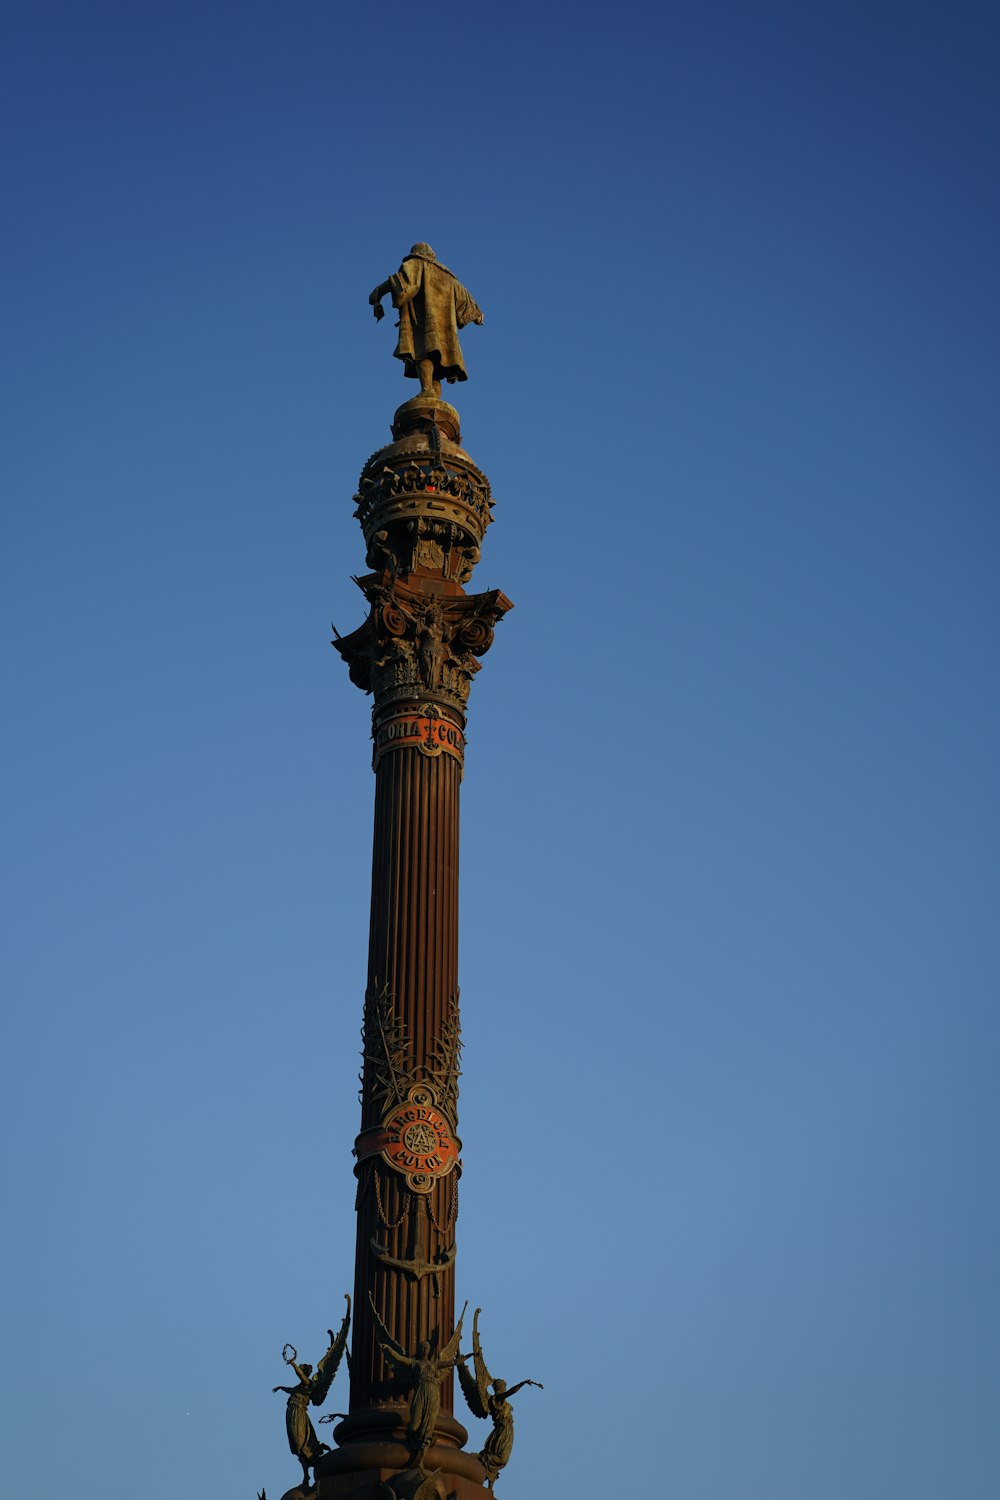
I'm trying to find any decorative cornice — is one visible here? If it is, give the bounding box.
[355,453,492,536]
[352,422,493,585]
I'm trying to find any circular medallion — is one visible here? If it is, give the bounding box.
[379,1085,460,1193]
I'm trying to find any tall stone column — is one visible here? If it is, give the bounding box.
[319,391,511,1500]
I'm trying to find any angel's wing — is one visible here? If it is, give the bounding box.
[458,1350,488,1420]
[311,1294,352,1407]
[458,1314,488,1416]
[368,1292,407,1362]
[471,1307,493,1414]
[438,1300,468,1367]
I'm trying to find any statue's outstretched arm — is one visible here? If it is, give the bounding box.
[455,286,484,328]
[369,280,391,320]
[380,1344,415,1372]
[505,1378,543,1398]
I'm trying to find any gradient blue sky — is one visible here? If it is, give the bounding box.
[2,3,998,1497]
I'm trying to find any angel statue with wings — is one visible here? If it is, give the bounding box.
[369,1294,467,1463]
[457,1309,543,1492]
[272,1295,351,1489]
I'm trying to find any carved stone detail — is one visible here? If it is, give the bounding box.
[366,517,483,588]
[333,575,511,718]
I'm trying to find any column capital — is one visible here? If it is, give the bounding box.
[333,572,512,725]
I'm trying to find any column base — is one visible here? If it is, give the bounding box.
[317,1469,487,1500]
[316,1411,487,1499]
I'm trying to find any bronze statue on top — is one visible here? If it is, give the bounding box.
[369,245,483,396]
[457,1309,542,1492]
[272,1296,351,1490]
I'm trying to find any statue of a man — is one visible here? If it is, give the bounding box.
[369,245,483,396]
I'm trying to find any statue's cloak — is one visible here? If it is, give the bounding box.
[388,254,481,383]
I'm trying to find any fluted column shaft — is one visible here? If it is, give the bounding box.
[351,741,462,1413]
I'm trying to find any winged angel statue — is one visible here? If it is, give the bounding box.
[457,1309,542,1491]
[272,1295,351,1489]
[370,1294,467,1463]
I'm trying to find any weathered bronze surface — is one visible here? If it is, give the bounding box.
[369,245,483,393]
[370,1295,468,1464]
[457,1311,542,1491]
[273,1299,351,1488]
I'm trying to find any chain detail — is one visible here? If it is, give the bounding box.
[425,1173,458,1235]
[355,1159,371,1212]
[373,1165,409,1231]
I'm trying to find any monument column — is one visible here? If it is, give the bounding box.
[320,369,511,1500]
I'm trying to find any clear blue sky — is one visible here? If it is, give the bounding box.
[2,3,998,1497]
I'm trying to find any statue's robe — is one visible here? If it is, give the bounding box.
[481,1397,514,1479]
[406,1359,443,1450]
[284,1385,322,1466]
[388,254,482,383]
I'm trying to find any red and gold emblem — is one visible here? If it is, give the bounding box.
[372,711,465,770]
[355,1084,460,1193]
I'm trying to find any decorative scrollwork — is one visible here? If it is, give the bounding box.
[381,601,408,637]
[456,617,494,656]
